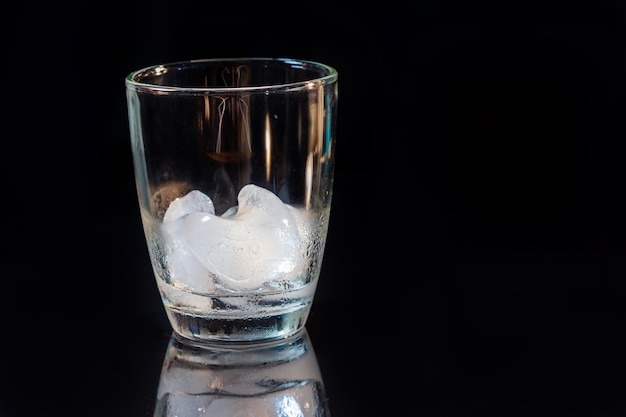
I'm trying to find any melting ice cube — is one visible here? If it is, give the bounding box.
[163,184,303,291]
[164,189,215,222]
[160,190,218,294]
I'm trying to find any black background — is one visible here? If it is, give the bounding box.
[2,1,626,416]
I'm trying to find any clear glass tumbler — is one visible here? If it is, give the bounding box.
[125,58,338,343]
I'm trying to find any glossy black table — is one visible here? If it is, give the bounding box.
[2,187,626,417]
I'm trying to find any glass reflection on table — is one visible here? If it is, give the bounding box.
[153,328,330,417]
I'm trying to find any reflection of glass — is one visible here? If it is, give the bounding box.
[153,328,330,417]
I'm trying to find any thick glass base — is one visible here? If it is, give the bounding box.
[165,305,312,343]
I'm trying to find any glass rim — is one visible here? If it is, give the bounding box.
[125,57,338,94]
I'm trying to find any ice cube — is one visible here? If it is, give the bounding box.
[163,189,215,223]
[184,184,303,291]
[161,217,216,294]
[158,190,218,294]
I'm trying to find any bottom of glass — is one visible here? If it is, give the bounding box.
[164,305,312,344]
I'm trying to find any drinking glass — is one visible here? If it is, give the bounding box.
[153,329,330,417]
[125,58,338,343]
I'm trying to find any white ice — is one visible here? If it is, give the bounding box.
[162,184,304,292]
[160,190,217,294]
[163,189,215,222]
